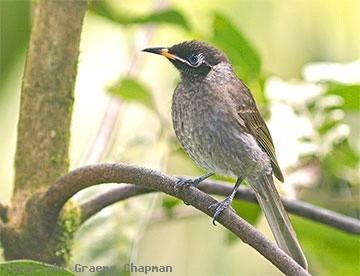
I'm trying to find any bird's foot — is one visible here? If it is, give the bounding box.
[175,177,200,189]
[175,173,214,205]
[209,196,235,226]
[175,173,214,190]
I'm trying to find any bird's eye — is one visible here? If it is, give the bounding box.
[188,54,199,65]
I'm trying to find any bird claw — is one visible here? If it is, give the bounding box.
[209,197,234,226]
[175,177,200,190]
[175,173,214,205]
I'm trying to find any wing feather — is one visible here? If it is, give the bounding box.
[227,80,284,182]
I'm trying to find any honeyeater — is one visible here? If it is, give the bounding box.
[143,40,307,269]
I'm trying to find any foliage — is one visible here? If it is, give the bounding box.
[298,80,359,215]
[109,78,157,113]
[89,0,189,30]
[293,216,360,276]
[212,13,261,81]
[227,201,261,244]
[0,260,74,276]
[325,82,360,111]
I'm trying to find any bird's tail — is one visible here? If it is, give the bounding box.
[248,173,308,269]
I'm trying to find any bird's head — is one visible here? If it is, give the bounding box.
[143,40,229,80]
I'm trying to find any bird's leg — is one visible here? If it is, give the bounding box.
[209,176,245,225]
[175,172,214,189]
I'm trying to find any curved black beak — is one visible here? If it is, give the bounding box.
[142,47,176,60]
[142,47,165,55]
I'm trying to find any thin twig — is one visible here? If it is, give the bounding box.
[78,181,360,235]
[38,163,309,275]
[80,184,152,222]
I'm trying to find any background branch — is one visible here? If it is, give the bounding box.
[202,181,360,235]
[78,181,360,235]
[39,163,309,275]
[80,185,152,222]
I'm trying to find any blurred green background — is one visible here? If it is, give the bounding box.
[0,0,359,275]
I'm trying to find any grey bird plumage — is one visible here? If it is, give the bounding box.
[143,40,308,269]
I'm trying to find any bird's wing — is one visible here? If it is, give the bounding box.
[227,79,284,182]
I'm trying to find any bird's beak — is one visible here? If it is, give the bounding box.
[142,47,177,60]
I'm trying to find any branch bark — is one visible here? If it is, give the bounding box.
[80,185,152,222]
[38,163,309,275]
[78,181,360,235]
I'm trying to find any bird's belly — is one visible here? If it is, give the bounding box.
[172,98,269,178]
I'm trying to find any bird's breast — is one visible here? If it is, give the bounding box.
[171,81,269,177]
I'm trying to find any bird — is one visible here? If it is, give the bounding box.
[143,40,308,269]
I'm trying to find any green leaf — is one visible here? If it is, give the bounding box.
[0,0,30,95]
[325,83,360,111]
[109,78,157,113]
[322,139,359,183]
[89,0,189,30]
[212,13,261,81]
[162,196,181,217]
[226,200,261,245]
[233,200,262,225]
[0,260,74,276]
[292,216,360,276]
[135,10,189,29]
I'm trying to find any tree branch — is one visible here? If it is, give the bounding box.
[80,185,153,222]
[78,181,360,235]
[38,163,309,275]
